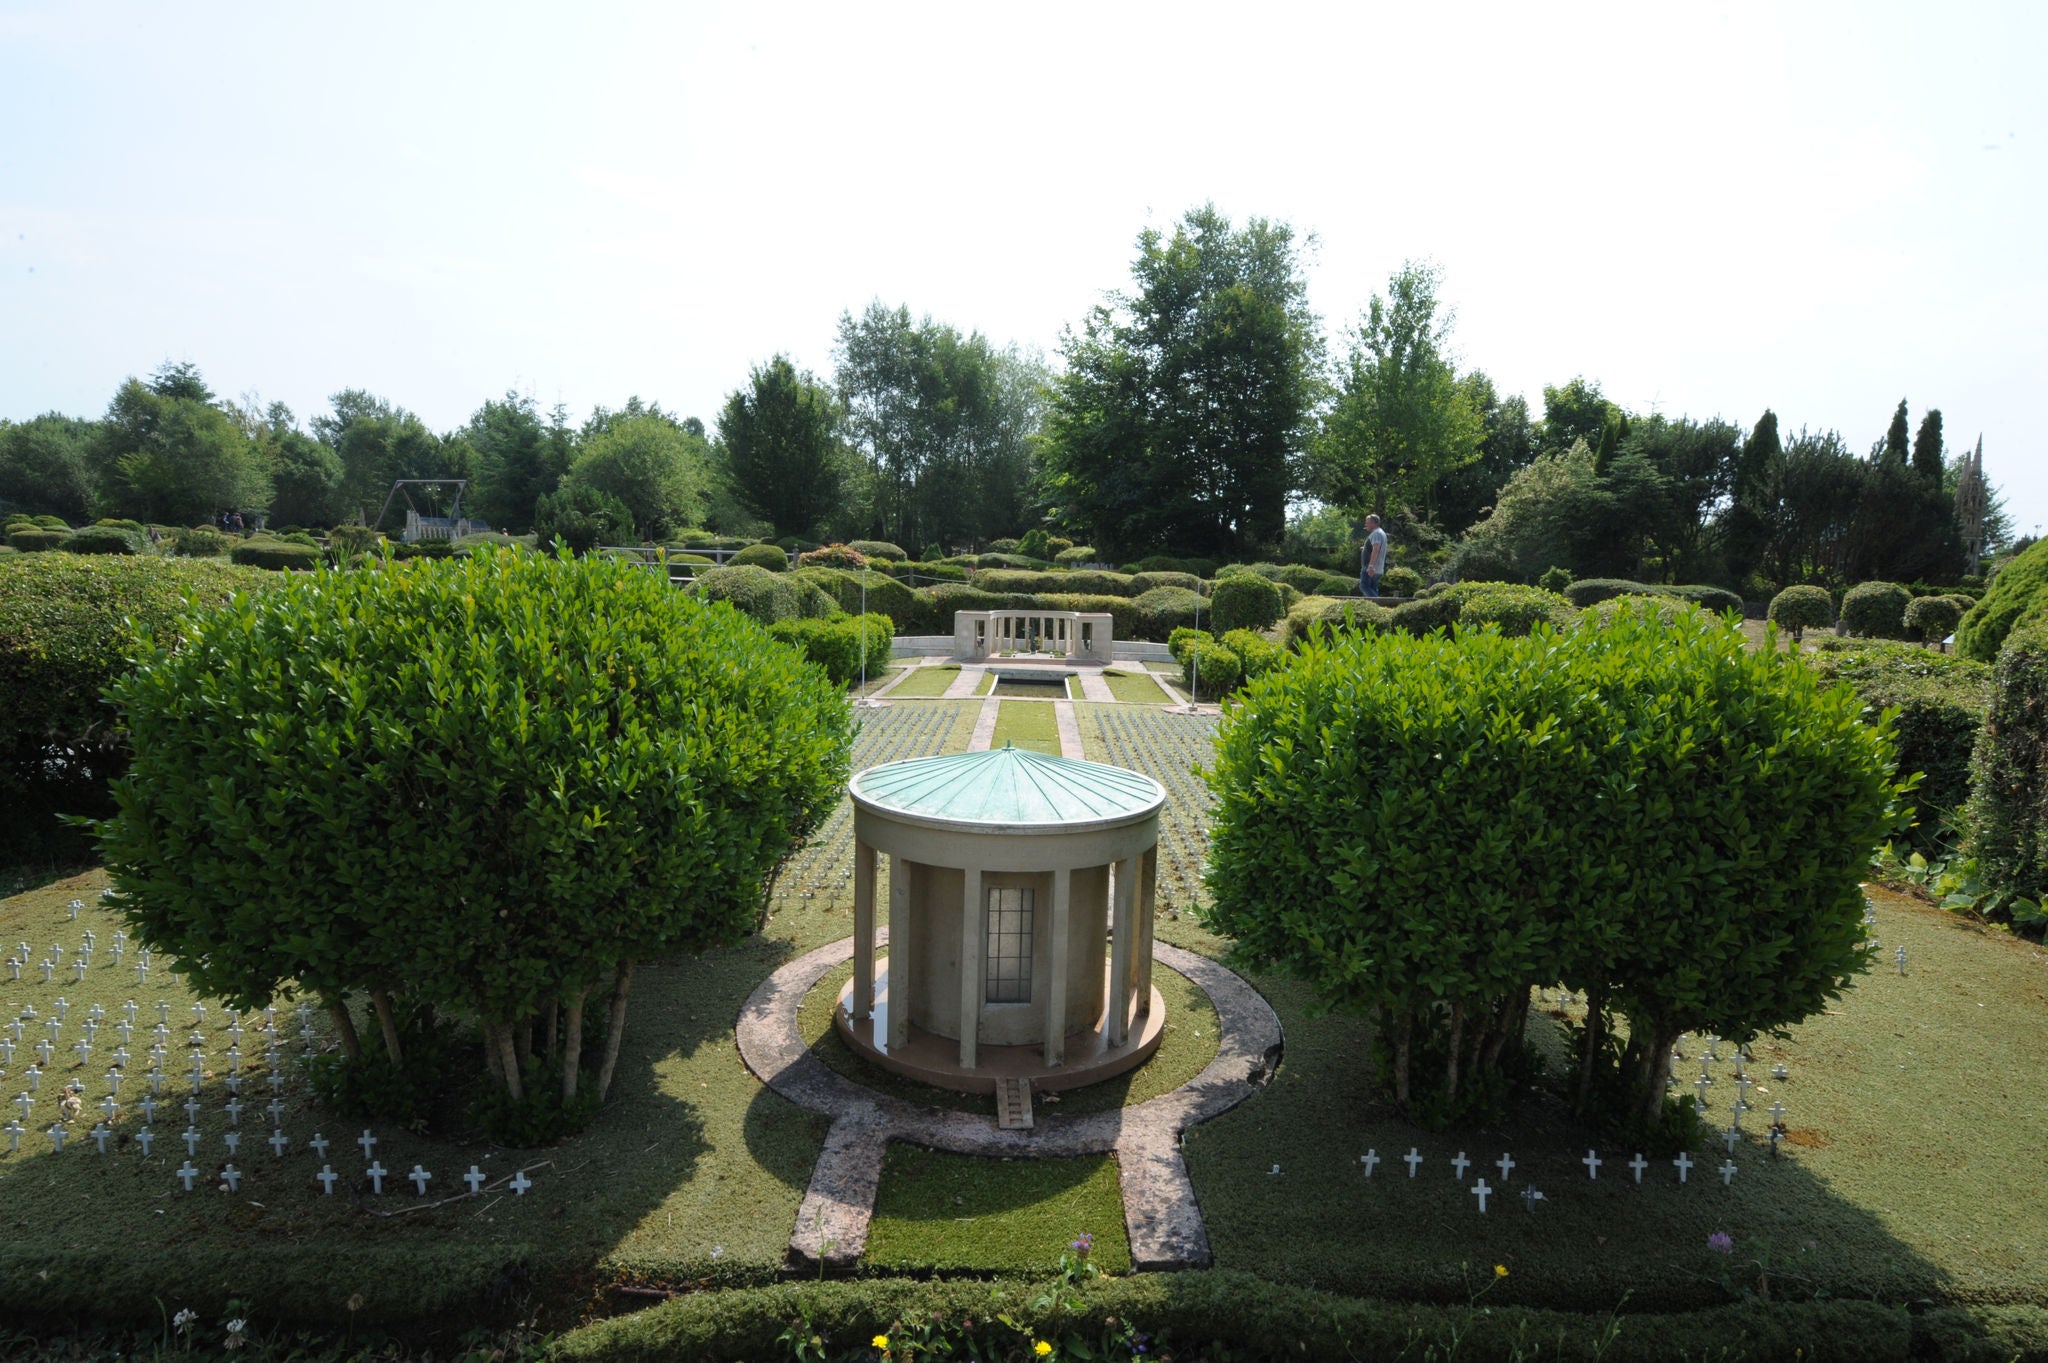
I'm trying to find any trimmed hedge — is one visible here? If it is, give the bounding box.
[1964,613,2048,923]
[787,567,922,626]
[1565,577,1659,607]
[767,613,894,686]
[1808,641,1992,853]
[1183,636,1241,700]
[1221,627,1281,681]
[1841,580,1912,638]
[728,542,790,571]
[1769,584,1836,640]
[1442,581,1576,636]
[846,539,906,561]
[1957,537,2048,662]
[693,563,806,624]
[1380,564,1425,597]
[1904,594,1964,642]
[1129,570,1204,595]
[1133,585,1205,638]
[552,1271,1954,1363]
[1280,596,1393,650]
[6,527,66,552]
[228,541,323,571]
[1209,574,1283,634]
[1667,583,1744,614]
[973,568,1141,597]
[59,525,142,555]
[1054,545,1098,565]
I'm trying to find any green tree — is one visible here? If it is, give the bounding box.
[1433,375,1535,538]
[533,482,636,553]
[1040,205,1321,559]
[1538,377,1621,454]
[718,355,847,540]
[312,390,461,525]
[561,413,710,539]
[92,364,271,525]
[469,392,574,533]
[244,402,348,529]
[1617,415,1743,582]
[1716,410,1781,585]
[0,413,99,523]
[1306,262,1482,522]
[1880,398,1910,468]
[1912,408,1944,484]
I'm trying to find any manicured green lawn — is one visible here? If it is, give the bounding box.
[865,1148,1131,1275]
[988,699,1060,754]
[1102,668,1172,704]
[886,664,962,698]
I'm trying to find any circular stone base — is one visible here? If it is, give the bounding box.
[832,958,1167,1095]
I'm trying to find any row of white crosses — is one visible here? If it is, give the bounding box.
[1,895,133,984]
[1670,1032,1796,1156]
[1359,1144,1746,1210]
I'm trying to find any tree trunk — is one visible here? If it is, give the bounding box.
[1480,992,1516,1074]
[1392,1009,1413,1109]
[369,990,404,1066]
[1442,1001,1466,1105]
[561,986,590,1103]
[1574,984,1607,1117]
[494,1021,523,1101]
[515,1018,533,1074]
[483,1020,503,1083]
[1637,1024,1681,1130]
[542,1000,560,1062]
[324,998,362,1063]
[593,961,635,1102]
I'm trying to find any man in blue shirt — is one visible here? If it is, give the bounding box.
[1360,515,1388,597]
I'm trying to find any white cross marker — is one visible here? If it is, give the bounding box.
[316,1165,338,1194]
[1722,1128,1740,1154]
[365,1160,388,1194]
[463,1166,488,1193]
[1403,1148,1423,1178]
[1359,1150,1380,1177]
[1628,1153,1648,1183]
[357,1129,377,1158]
[2,1121,20,1153]
[408,1164,431,1194]
[224,1099,243,1127]
[1771,1062,1789,1081]
[182,1127,201,1155]
[98,1094,119,1121]
[309,1133,330,1159]
[221,1164,242,1192]
[266,1099,285,1126]
[1582,1149,1601,1179]
[1471,1178,1492,1212]
[46,1124,65,1152]
[268,1129,289,1157]
[1495,1152,1516,1180]
[1719,1159,1738,1186]
[223,1131,240,1154]
[11,1094,30,1121]
[176,1160,199,1190]
[136,1127,154,1155]
[1768,1101,1788,1126]
[90,1123,111,1153]
[1673,1152,1693,1184]
[1521,1186,1545,1212]
[509,1170,532,1195]
[1450,1151,1471,1180]
[1895,945,1908,975]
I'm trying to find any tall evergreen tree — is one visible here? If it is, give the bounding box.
[1912,408,1944,484]
[1880,399,1910,468]
[718,356,846,541]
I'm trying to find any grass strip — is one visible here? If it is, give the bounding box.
[988,700,1060,753]
[885,664,961,698]
[1103,668,1172,704]
[864,1147,1131,1274]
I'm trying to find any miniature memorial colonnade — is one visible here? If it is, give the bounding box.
[953,609,1114,662]
[836,744,1167,1093]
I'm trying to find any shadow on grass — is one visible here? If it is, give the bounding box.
[1183,972,1958,1315]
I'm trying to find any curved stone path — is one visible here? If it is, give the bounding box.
[735,931,1282,1272]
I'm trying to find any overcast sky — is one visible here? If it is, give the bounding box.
[3,1,2041,535]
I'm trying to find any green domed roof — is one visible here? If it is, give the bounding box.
[850,744,1165,830]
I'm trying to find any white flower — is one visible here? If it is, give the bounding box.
[224,1317,247,1349]
[173,1308,197,1330]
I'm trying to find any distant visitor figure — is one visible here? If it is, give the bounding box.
[1360,514,1387,597]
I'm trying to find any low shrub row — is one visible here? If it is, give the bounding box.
[1564,578,1743,613]
[1966,612,2048,923]
[548,1271,2048,1363]
[766,613,894,686]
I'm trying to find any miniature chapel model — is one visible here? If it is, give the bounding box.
[835,744,1168,1092]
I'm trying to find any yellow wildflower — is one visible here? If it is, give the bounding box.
[1034,1343,1053,1358]
[1495,1264,1508,1277]
[873,1335,890,1349]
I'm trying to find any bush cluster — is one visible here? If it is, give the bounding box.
[1209,574,1283,634]
[1807,641,1991,854]
[1902,594,1965,643]
[1380,564,1426,597]
[98,548,854,1125]
[1181,636,1241,700]
[1205,602,1902,1130]
[694,564,834,624]
[846,539,906,562]
[1957,537,2048,662]
[228,540,322,571]
[767,613,894,686]
[60,525,141,555]
[729,542,791,571]
[1768,584,1836,640]
[1964,613,2048,926]
[1841,580,1913,638]
[1054,544,1098,565]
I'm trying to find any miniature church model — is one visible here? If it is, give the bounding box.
[835,744,1168,1093]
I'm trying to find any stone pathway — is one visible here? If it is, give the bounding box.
[1076,670,1116,703]
[734,935,1284,1273]
[940,665,987,700]
[967,695,1002,750]
[1052,700,1083,758]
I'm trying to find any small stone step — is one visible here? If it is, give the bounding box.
[995,1076,1034,1130]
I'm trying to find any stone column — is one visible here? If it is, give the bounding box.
[1135,847,1157,1018]
[852,840,876,1020]
[1107,855,1135,1046]
[959,865,983,1069]
[887,854,911,1050]
[1044,867,1072,1067]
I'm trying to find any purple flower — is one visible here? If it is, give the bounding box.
[1070,1232,1094,1256]
[1707,1231,1734,1254]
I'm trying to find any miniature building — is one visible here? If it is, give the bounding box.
[836,744,1167,1093]
[953,609,1114,662]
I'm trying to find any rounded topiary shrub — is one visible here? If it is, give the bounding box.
[787,566,920,625]
[1209,574,1283,635]
[1442,582,1575,636]
[229,541,323,571]
[846,540,906,563]
[1903,594,1963,644]
[98,547,852,1125]
[729,542,790,571]
[60,525,141,555]
[1380,565,1425,598]
[1204,601,1900,1130]
[6,527,66,552]
[1183,636,1241,700]
[1135,586,1205,639]
[1957,538,2048,662]
[693,563,802,624]
[1537,566,1573,594]
[1768,585,1835,641]
[1221,628,1281,681]
[1840,580,1912,638]
[1564,578,1657,608]
[1054,545,1097,566]
[1167,625,1210,666]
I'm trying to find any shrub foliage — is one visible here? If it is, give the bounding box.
[1209,574,1283,635]
[1768,585,1835,640]
[1964,614,2048,928]
[97,548,853,1118]
[1841,580,1912,639]
[1204,603,1901,1129]
[1956,537,2048,662]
